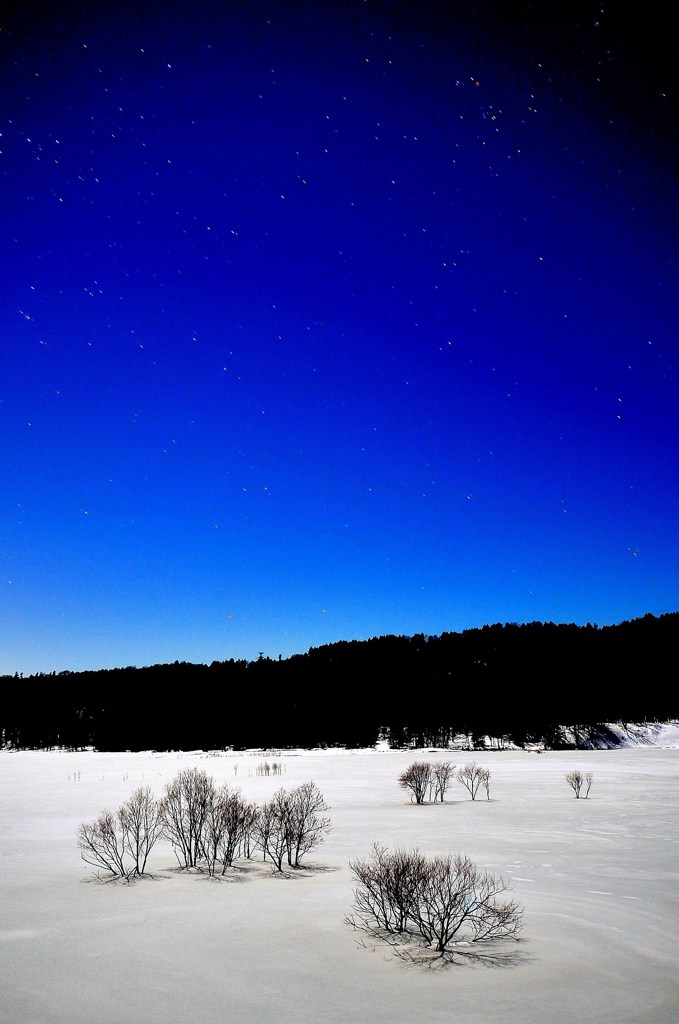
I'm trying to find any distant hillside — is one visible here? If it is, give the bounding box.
[564,721,679,749]
[1,612,677,751]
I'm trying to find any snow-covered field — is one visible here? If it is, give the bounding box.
[2,743,678,1024]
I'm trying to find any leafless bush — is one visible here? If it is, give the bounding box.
[286,781,331,867]
[79,788,163,880]
[217,788,256,871]
[253,789,290,872]
[431,761,456,802]
[565,770,593,798]
[79,773,330,881]
[161,767,215,869]
[457,762,490,801]
[399,761,459,804]
[412,854,520,952]
[253,782,332,872]
[200,784,230,876]
[239,800,259,859]
[78,810,131,880]
[348,844,523,963]
[399,762,432,804]
[119,786,163,875]
[349,842,427,933]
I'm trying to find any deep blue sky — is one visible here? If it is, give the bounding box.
[2,1,676,674]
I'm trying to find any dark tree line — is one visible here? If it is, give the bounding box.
[1,612,677,751]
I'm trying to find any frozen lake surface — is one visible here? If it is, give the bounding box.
[1,745,678,1023]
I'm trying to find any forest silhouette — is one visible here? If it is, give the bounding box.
[2,612,676,751]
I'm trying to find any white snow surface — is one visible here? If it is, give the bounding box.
[2,731,679,1024]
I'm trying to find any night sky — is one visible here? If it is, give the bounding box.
[2,1,676,675]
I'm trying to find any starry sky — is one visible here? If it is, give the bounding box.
[2,1,677,675]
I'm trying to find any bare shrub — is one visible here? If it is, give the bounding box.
[119,786,163,876]
[161,767,215,869]
[217,789,256,872]
[412,854,520,952]
[253,790,290,872]
[78,810,131,880]
[398,762,432,804]
[349,842,427,933]
[348,844,523,964]
[457,762,490,801]
[252,782,332,872]
[200,784,230,876]
[565,770,593,798]
[286,781,332,867]
[239,800,259,860]
[431,761,456,802]
[78,774,329,881]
